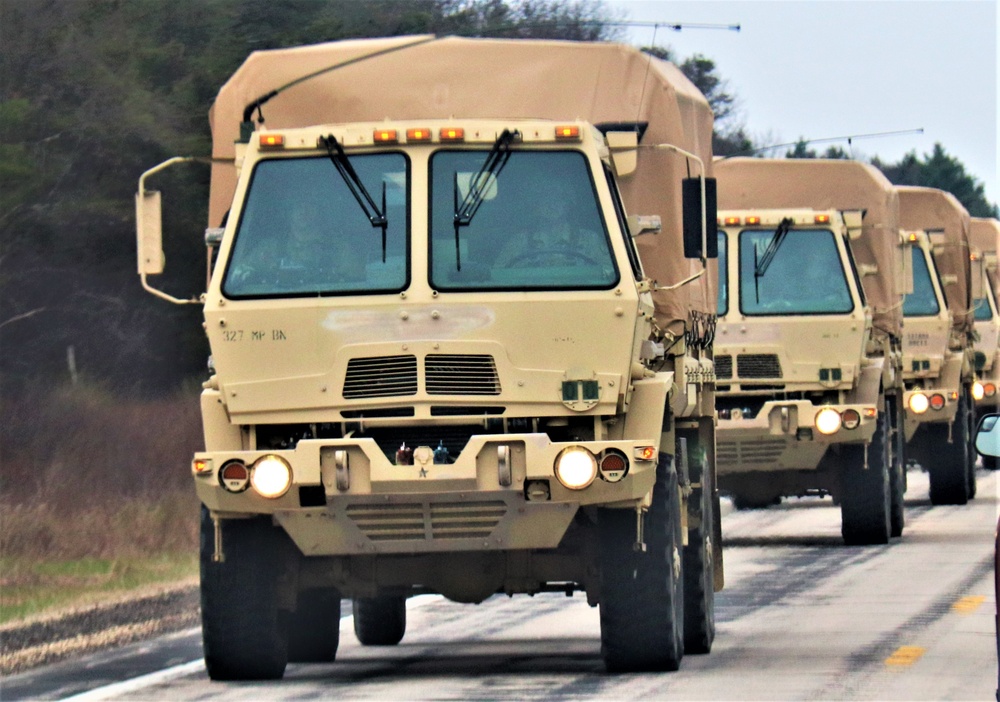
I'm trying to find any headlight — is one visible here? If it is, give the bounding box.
[251,455,292,498]
[841,409,861,430]
[554,447,598,490]
[972,382,985,401]
[908,393,929,414]
[815,407,842,435]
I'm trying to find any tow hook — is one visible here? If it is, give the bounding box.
[634,506,647,552]
[213,514,225,563]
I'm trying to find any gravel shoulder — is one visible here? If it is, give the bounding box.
[0,578,199,675]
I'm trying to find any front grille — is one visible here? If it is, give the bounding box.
[343,355,418,399]
[717,439,787,465]
[425,354,501,395]
[737,354,782,379]
[715,355,733,379]
[346,500,507,542]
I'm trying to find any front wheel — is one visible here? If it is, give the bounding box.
[840,405,891,546]
[683,450,715,654]
[927,389,972,505]
[288,588,341,662]
[599,453,684,672]
[200,508,290,681]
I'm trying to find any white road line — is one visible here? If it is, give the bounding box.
[58,595,445,701]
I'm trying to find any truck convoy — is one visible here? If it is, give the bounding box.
[896,186,977,504]
[135,36,722,679]
[711,158,906,545]
[969,217,1000,436]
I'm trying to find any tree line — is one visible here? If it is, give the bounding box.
[1,0,995,396]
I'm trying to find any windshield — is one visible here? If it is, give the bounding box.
[429,150,618,291]
[903,247,940,316]
[717,231,728,315]
[738,228,853,315]
[222,154,408,298]
[973,287,996,321]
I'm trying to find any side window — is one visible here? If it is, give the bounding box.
[604,166,643,280]
[717,231,728,316]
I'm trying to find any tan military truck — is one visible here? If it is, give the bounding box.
[135,36,722,678]
[711,158,906,545]
[897,186,976,504]
[969,217,1000,468]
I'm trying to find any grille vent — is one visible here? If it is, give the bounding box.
[715,355,733,379]
[346,500,507,542]
[717,439,787,465]
[425,354,501,395]
[343,355,418,399]
[736,354,782,379]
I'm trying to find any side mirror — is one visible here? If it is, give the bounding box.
[970,255,985,300]
[682,177,718,259]
[975,413,1000,457]
[136,189,165,275]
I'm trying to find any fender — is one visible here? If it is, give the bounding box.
[846,357,884,405]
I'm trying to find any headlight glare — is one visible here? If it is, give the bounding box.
[554,447,598,490]
[251,455,292,498]
[815,407,842,435]
[908,393,929,414]
[972,382,985,401]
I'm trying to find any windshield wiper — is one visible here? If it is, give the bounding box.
[753,217,793,303]
[452,129,520,270]
[319,134,389,262]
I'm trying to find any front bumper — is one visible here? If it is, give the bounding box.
[193,433,658,556]
[717,400,877,475]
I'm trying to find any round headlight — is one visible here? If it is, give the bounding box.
[251,455,292,498]
[554,447,598,490]
[908,393,929,414]
[841,409,861,430]
[972,382,985,401]
[929,394,946,411]
[815,407,842,435]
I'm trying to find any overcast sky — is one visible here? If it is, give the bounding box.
[605,0,998,207]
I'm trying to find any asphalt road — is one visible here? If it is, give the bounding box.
[4,468,997,701]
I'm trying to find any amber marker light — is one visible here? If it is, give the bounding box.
[259,133,285,148]
[440,127,465,142]
[745,216,761,225]
[814,214,831,224]
[193,458,213,475]
[373,129,398,143]
[724,216,741,226]
[634,446,657,461]
[406,128,432,142]
[555,125,580,140]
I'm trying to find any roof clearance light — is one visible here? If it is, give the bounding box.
[259,134,285,148]
[814,214,831,224]
[929,394,946,411]
[745,216,761,225]
[406,128,432,142]
[909,393,929,414]
[555,125,580,140]
[815,407,842,435]
[908,232,919,242]
[724,216,741,226]
[373,129,398,143]
[440,127,465,142]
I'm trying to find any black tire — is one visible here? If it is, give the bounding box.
[353,596,407,646]
[984,454,999,471]
[599,453,684,672]
[840,405,891,546]
[887,395,906,538]
[928,389,971,505]
[288,588,341,662]
[683,454,715,654]
[731,493,780,511]
[200,507,290,681]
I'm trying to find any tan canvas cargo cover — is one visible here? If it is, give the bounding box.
[970,217,1000,299]
[897,186,973,335]
[208,35,717,334]
[714,158,904,339]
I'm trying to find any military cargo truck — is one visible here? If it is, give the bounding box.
[711,158,906,545]
[897,186,976,504]
[970,218,1000,414]
[135,36,722,678]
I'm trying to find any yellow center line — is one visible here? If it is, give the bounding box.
[951,595,986,614]
[885,646,926,667]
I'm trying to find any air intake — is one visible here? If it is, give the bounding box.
[715,355,733,380]
[737,354,782,379]
[343,355,418,399]
[425,354,501,395]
